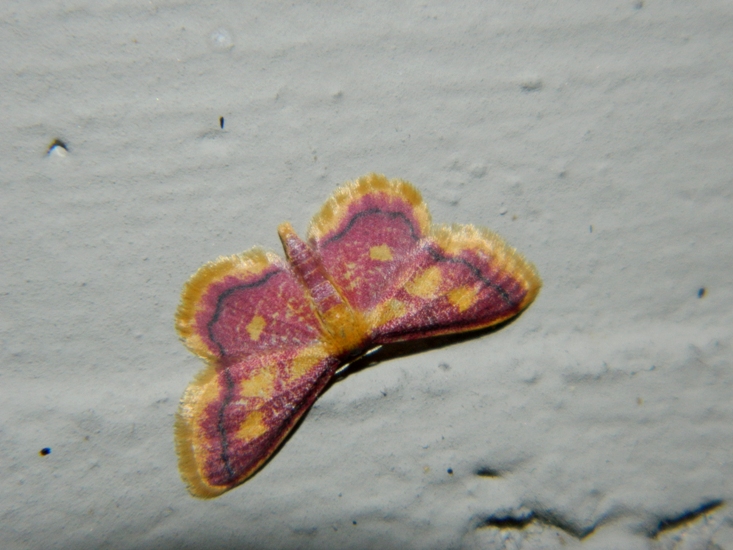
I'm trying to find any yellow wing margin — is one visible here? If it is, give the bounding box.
[431,223,542,312]
[174,363,225,498]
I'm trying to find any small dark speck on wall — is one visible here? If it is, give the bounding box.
[219,116,225,129]
[698,287,706,298]
[39,447,51,456]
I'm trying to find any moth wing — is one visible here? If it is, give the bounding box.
[176,344,338,498]
[308,174,541,342]
[175,248,322,360]
[368,224,541,344]
[307,173,431,313]
[175,249,337,497]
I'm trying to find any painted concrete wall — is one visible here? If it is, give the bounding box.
[2,1,731,548]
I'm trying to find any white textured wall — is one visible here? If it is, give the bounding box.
[2,1,732,548]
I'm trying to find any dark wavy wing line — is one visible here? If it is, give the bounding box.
[205,267,283,482]
[322,208,422,246]
[426,245,513,306]
[207,269,282,357]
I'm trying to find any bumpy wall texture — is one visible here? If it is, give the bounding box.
[1,1,731,549]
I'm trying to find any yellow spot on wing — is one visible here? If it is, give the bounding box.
[290,345,330,381]
[240,365,276,398]
[405,266,442,299]
[369,244,393,261]
[237,411,267,442]
[246,315,266,341]
[368,299,406,328]
[447,285,479,313]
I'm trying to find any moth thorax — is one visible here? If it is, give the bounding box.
[320,303,370,355]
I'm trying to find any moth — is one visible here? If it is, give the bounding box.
[175,174,541,497]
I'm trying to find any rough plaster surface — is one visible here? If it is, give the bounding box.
[1,1,732,549]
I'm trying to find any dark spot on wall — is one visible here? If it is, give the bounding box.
[46,139,68,155]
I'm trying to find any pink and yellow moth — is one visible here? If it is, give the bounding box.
[175,174,541,498]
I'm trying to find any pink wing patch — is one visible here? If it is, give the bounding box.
[176,250,321,360]
[183,347,338,494]
[175,250,340,497]
[309,175,430,312]
[371,225,539,344]
[307,175,539,342]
